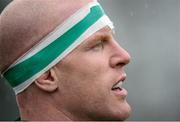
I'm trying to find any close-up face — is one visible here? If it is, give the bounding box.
[54,26,131,120]
[1,0,132,120]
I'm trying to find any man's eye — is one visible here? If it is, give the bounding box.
[91,40,104,51]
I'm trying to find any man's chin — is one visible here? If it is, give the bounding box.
[120,104,131,121]
[96,104,131,121]
[111,102,132,121]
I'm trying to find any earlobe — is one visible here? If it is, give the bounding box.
[35,69,58,92]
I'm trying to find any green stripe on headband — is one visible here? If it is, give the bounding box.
[3,5,105,87]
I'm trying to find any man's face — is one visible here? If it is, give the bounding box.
[55,26,131,120]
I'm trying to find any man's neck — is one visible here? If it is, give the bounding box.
[19,102,71,121]
[17,87,71,121]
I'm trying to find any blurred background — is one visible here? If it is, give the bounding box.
[99,0,180,120]
[0,0,180,121]
[0,0,12,12]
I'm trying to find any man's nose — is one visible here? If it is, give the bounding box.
[109,41,131,68]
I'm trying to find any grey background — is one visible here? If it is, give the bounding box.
[0,0,180,121]
[99,0,180,121]
[0,0,12,12]
[0,77,19,120]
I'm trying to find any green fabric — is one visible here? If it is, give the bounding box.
[4,5,105,87]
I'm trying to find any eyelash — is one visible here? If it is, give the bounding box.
[92,40,104,51]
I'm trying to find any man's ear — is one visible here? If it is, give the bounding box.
[35,69,58,92]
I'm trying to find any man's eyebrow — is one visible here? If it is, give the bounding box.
[84,28,113,44]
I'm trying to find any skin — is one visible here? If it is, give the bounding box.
[53,26,131,120]
[0,0,131,121]
[0,0,92,71]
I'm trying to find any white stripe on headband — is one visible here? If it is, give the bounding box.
[5,2,101,69]
[2,1,114,94]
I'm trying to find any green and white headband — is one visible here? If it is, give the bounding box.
[2,1,114,94]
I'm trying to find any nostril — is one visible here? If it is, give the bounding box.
[109,53,130,68]
[109,42,131,68]
[110,56,125,68]
[116,62,126,67]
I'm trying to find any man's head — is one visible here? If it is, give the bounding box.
[0,0,131,120]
